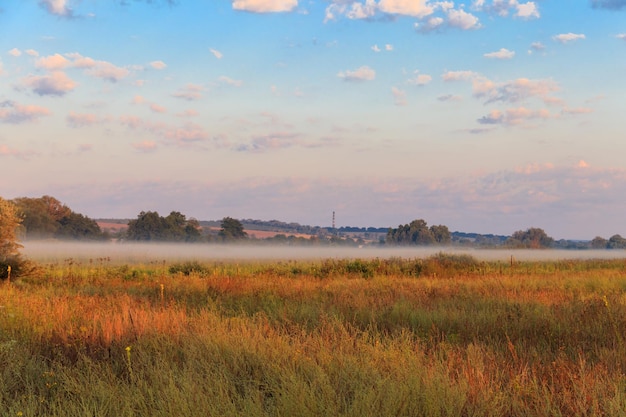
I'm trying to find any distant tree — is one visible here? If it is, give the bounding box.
[12,196,62,238]
[386,219,441,245]
[430,224,451,245]
[126,211,203,242]
[126,211,166,241]
[590,236,608,249]
[219,217,247,241]
[608,234,626,249]
[507,227,554,249]
[56,212,106,240]
[0,197,31,279]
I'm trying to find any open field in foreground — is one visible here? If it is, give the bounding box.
[2,251,626,416]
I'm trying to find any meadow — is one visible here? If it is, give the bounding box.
[2,247,626,416]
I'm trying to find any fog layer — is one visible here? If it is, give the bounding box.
[21,241,626,263]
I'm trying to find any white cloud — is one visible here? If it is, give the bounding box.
[0,100,51,124]
[337,65,376,81]
[385,44,394,51]
[371,44,381,52]
[616,34,626,41]
[515,1,539,18]
[22,71,77,96]
[132,140,158,152]
[408,72,432,85]
[528,42,545,53]
[447,8,481,30]
[378,0,433,17]
[150,103,167,113]
[36,53,71,70]
[149,60,167,70]
[232,0,298,13]
[172,84,205,101]
[442,70,478,81]
[553,33,586,44]
[39,0,74,17]
[219,76,243,87]
[477,107,552,126]
[26,49,39,57]
[8,48,21,57]
[483,48,515,59]
[210,48,223,59]
[66,112,105,128]
[391,86,407,106]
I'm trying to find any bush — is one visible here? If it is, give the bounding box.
[169,261,209,276]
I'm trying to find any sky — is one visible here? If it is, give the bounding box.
[0,0,625,240]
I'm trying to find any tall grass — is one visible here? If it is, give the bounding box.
[1,255,626,415]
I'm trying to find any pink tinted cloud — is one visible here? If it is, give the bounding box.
[22,71,76,96]
[0,100,51,123]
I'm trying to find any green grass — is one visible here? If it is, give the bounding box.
[1,255,626,416]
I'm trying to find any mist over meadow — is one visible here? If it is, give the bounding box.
[21,241,626,264]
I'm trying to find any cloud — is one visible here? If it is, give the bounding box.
[484,48,515,59]
[120,115,210,146]
[371,44,381,52]
[172,84,205,101]
[553,33,586,44]
[477,107,552,125]
[447,8,481,30]
[65,52,130,82]
[591,0,626,9]
[149,60,167,70]
[150,103,167,113]
[377,0,433,17]
[26,49,40,57]
[385,44,394,51]
[616,34,626,40]
[66,112,105,127]
[236,132,303,152]
[218,76,244,87]
[438,94,463,102]
[337,65,376,81]
[209,48,223,59]
[36,53,70,70]
[474,0,540,19]
[22,71,77,96]
[474,77,560,105]
[528,41,545,53]
[8,48,21,57]
[407,72,432,85]
[442,70,478,81]
[561,107,593,115]
[391,86,407,106]
[0,100,51,124]
[132,140,158,152]
[232,0,298,13]
[36,52,130,82]
[39,0,74,17]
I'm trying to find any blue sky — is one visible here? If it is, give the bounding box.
[1,0,625,239]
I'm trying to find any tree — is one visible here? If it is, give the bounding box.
[386,219,442,246]
[507,227,554,249]
[56,212,106,240]
[126,211,203,242]
[608,234,626,249]
[219,217,247,241]
[0,197,28,279]
[590,236,608,249]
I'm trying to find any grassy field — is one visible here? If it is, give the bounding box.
[1,253,626,416]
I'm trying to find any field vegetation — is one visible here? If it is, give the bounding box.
[1,253,626,416]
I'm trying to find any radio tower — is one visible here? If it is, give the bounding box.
[332,211,336,230]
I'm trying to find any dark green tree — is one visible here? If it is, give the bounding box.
[430,224,451,245]
[608,234,626,249]
[126,211,166,241]
[386,219,439,245]
[507,227,553,249]
[219,217,247,241]
[590,236,608,249]
[56,212,106,240]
